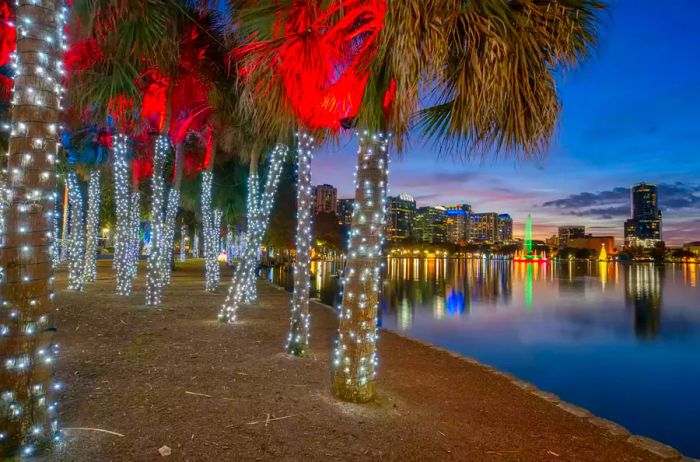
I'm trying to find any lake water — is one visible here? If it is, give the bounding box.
[266,259,700,457]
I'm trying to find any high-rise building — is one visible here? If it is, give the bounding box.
[444,204,472,245]
[313,184,337,216]
[413,206,447,244]
[336,198,354,226]
[558,226,586,248]
[468,213,499,242]
[497,214,513,242]
[624,182,662,248]
[387,194,416,241]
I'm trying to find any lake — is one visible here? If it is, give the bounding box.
[266,258,700,457]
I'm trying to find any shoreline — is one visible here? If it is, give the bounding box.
[42,260,691,461]
[271,280,690,461]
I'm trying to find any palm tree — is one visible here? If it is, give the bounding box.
[330,0,605,402]
[70,0,181,297]
[231,0,371,354]
[0,0,67,456]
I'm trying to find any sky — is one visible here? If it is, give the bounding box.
[311,0,700,246]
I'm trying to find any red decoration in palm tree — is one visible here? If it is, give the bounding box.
[236,0,386,130]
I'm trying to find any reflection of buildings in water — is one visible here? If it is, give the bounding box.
[464,259,512,306]
[557,261,588,297]
[398,298,413,330]
[383,258,513,321]
[682,263,697,288]
[624,264,664,339]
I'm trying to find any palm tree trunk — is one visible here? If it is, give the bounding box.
[60,183,69,261]
[161,142,184,286]
[219,144,287,322]
[66,170,85,291]
[145,135,169,305]
[113,133,134,295]
[127,184,141,284]
[331,131,389,403]
[82,168,101,283]
[0,0,64,455]
[287,131,315,356]
[179,224,187,262]
[202,150,218,291]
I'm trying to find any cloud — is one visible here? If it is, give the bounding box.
[541,182,700,219]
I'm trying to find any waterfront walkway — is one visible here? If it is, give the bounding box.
[44,260,682,461]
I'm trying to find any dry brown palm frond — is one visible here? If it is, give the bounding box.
[358,0,455,150]
[417,0,606,160]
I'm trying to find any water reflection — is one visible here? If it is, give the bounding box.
[625,264,664,339]
[266,258,700,457]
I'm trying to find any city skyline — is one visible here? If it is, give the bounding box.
[311,0,700,245]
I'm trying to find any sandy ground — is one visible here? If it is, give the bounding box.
[39,260,675,461]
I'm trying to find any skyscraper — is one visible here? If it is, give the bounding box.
[387,194,416,241]
[413,206,447,244]
[336,198,354,226]
[497,214,513,242]
[624,182,662,248]
[313,184,337,216]
[468,213,499,242]
[558,226,586,248]
[444,204,472,244]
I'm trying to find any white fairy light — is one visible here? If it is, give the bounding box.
[201,170,218,291]
[126,190,141,284]
[66,170,85,291]
[179,224,187,262]
[331,131,390,403]
[192,232,200,258]
[112,134,135,296]
[145,135,169,305]
[82,169,100,283]
[219,144,288,322]
[161,187,180,286]
[0,2,68,455]
[225,225,234,265]
[287,131,315,356]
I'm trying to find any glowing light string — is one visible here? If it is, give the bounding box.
[219,144,287,323]
[331,131,389,403]
[201,170,217,291]
[0,1,68,455]
[66,170,85,291]
[287,131,315,356]
[82,169,100,283]
[112,134,134,295]
[145,135,169,305]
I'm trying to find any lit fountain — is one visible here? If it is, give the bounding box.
[513,214,548,263]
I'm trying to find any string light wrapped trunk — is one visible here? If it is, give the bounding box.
[201,170,217,291]
[59,183,69,261]
[0,0,67,456]
[82,169,100,283]
[127,189,141,284]
[225,225,233,265]
[192,232,199,258]
[161,142,184,286]
[112,134,134,295]
[161,187,179,285]
[287,131,315,356]
[145,135,169,305]
[219,144,287,322]
[179,224,186,262]
[66,170,85,291]
[331,131,389,403]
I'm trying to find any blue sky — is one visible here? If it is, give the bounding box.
[312,0,700,245]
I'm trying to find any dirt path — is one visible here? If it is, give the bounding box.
[42,260,678,461]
